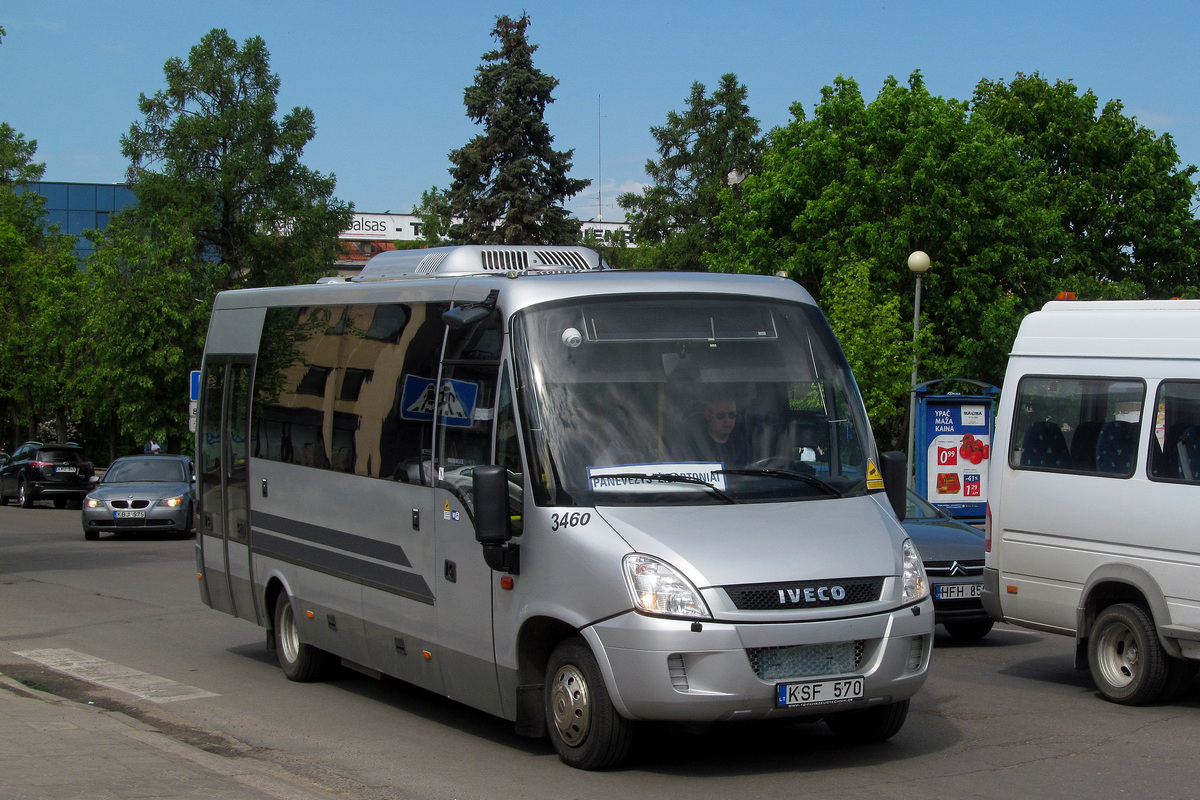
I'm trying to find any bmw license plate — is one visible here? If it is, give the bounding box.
[776,676,863,708]
[934,582,982,599]
[114,510,146,519]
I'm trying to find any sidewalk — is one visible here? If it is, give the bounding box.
[0,675,342,800]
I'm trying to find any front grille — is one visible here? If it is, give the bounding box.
[923,559,984,577]
[110,499,152,509]
[747,641,866,681]
[724,577,886,610]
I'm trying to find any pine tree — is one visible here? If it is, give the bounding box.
[427,14,589,245]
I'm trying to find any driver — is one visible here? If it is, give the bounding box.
[698,396,750,466]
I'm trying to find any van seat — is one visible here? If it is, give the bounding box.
[1178,425,1200,481]
[1069,420,1104,470]
[1095,420,1137,475]
[1020,421,1070,469]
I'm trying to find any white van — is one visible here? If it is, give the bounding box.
[196,245,933,768]
[983,299,1200,704]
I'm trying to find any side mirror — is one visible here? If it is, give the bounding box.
[880,450,907,522]
[472,465,520,574]
[89,475,100,485]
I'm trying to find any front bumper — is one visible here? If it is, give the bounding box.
[584,598,934,723]
[82,505,191,533]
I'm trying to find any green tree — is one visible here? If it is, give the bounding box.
[0,123,85,446]
[82,28,351,453]
[619,73,762,271]
[423,14,589,245]
[710,71,1199,446]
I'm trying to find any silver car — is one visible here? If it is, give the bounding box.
[82,454,195,540]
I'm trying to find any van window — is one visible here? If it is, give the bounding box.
[437,311,503,505]
[1009,376,1145,476]
[252,303,445,481]
[1148,380,1200,483]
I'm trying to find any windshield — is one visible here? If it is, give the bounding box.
[104,458,188,483]
[512,294,876,507]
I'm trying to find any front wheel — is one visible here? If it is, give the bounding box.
[943,619,994,641]
[1088,603,1168,705]
[273,592,336,682]
[545,638,634,770]
[825,699,910,743]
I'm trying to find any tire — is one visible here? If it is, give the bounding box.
[943,619,994,641]
[53,499,66,509]
[826,699,910,743]
[0,491,9,506]
[18,481,34,508]
[545,638,634,770]
[84,530,99,541]
[1088,603,1168,705]
[273,592,336,682]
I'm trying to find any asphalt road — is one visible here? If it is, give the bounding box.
[1,503,1197,799]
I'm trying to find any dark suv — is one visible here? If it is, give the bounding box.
[0,441,95,508]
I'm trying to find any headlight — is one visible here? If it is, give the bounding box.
[85,497,104,509]
[161,496,184,508]
[622,554,712,619]
[901,538,929,603]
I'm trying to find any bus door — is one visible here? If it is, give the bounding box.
[432,315,503,716]
[199,357,259,623]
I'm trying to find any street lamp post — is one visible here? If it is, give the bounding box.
[906,251,932,491]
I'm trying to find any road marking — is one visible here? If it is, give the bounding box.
[14,648,219,703]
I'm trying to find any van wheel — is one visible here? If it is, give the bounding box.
[273,593,336,682]
[826,699,909,743]
[944,620,994,641]
[1088,603,1168,705]
[545,638,634,769]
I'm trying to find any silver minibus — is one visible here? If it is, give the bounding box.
[196,245,932,768]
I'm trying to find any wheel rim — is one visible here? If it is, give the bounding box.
[278,601,301,665]
[1095,620,1140,689]
[550,663,591,746]
[18,484,26,504]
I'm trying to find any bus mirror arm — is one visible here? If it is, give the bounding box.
[473,465,521,574]
[880,450,907,522]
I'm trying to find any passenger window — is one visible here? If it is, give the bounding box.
[1149,380,1200,484]
[252,303,444,482]
[1010,376,1144,477]
[437,310,503,503]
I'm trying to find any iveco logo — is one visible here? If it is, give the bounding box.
[948,561,966,577]
[778,586,847,604]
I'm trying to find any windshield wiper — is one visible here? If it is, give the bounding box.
[715,468,845,498]
[597,472,739,504]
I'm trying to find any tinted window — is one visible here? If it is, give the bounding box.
[1009,376,1144,477]
[1148,380,1200,484]
[253,302,446,481]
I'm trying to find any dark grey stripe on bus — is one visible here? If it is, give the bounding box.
[251,514,434,604]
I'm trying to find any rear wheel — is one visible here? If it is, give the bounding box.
[1088,603,1168,705]
[273,592,336,682]
[826,699,910,743]
[545,638,634,769]
[18,481,33,508]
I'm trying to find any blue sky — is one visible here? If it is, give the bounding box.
[2,1,1197,221]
